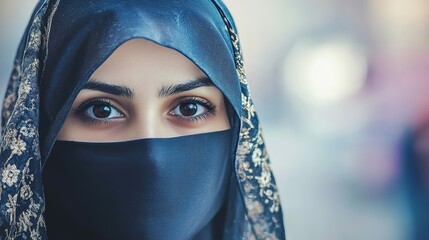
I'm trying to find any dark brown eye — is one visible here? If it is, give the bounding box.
[92,103,112,118]
[81,100,124,120]
[179,102,198,116]
[169,97,215,122]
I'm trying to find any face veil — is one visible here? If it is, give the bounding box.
[0,0,286,239]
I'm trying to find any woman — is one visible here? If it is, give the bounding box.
[0,0,285,239]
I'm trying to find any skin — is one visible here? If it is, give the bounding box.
[57,38,230,142]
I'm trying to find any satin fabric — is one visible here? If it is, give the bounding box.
[43,130,232,240]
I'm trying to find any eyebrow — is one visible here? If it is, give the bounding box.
[83,78,134,99]
[83,77,214,99]
[158,77,214,98]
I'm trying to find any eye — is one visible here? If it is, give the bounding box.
[172,102,205,117]
[75,99,124,124]
[169,97,216,122]
[85,102,123,119]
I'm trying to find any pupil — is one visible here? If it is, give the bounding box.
[179,102,197,116]
[93,104,111,118]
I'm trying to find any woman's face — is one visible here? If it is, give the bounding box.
[57,39,230,142]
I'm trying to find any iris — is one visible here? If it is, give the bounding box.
[92,103,112,118]
[179,102,198,116]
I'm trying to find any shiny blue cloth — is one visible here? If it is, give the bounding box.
[43,130,233,239]
[0,0,286,239]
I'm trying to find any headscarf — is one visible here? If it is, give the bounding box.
[0,0,286,239]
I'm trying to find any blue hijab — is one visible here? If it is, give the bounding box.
[0,0,285,239]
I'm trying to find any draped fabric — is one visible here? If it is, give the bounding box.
[0,0,286,239]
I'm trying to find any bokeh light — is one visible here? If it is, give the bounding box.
[282,36,367,107]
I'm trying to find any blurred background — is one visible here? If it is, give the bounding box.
[2,1,429,239]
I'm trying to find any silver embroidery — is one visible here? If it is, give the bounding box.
[0,1,59,239]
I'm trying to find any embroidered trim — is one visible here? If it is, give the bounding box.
[0,1,60,239]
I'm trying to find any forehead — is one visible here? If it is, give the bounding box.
[90,39,207,90]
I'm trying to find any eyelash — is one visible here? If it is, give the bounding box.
[73,99,122,126]
[72,97,216,126]
[169,96,216,123]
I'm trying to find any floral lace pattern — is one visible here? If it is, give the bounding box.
[0,1,59,239]
[215,3,285,239]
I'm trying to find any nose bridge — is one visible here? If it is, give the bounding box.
[132,107,162,139]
